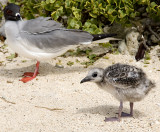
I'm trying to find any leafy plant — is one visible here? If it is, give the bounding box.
[6,53,17,60]
[0,2,4,21]
[146,1,160,21]
[81,53,107,68]
[0,0,158,34]
[21,60,27,63]
[143,51,151,64]
[67,61,74,66]
[62,47,92,57]
[144,51,151,60]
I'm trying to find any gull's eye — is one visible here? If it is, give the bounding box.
[6,10,12,15]
[92,73,97,77]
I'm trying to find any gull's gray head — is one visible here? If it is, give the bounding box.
[3,3,21,21]
[80,68,104,83]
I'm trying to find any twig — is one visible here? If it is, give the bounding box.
[0,96,16,104]
[141,35,150,51]
[147,25,160,41]
[35,106,63,111]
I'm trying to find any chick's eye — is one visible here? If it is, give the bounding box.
[92,73,97,77]
[6,10,12,14]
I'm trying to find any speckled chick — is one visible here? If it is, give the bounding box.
[80,63,155,122]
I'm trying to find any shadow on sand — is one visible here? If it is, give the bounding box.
[0,62,89,78]
[77,104,145,118]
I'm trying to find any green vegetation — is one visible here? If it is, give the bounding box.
[0,0,159,34]
[143,51,151,64]
[144,51,151,60]
[62,45,116,67]
[81,53,107,68]
[6,53,17,60]
[62,47,92,57]
[67,61,74,66]
[0,2,3,21]
[21,60,27,63]
[0,0,159,66]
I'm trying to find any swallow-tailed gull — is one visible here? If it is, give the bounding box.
[3,3,116,83]
[81,63,155,122]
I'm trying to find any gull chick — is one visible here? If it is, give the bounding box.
[81,63,155,122]
[3,3,116,83]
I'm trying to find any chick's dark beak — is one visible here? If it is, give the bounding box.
[80,76,92,84]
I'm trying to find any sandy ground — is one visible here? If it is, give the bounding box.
[0,41,160,132]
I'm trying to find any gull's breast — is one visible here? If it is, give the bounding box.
[4,21,65,61]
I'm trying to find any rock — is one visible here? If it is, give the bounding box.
[150,35,159,43]
[103,24,141,56]
[118,40,129,55]
[126,31,140,56]
[103,26,110,34]
[103,23,127,38]
[156,49,160,57]
[55,64,64,68]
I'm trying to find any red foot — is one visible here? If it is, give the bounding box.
[23,72,39,77]
[20,76,36,83]
[20,61,40,83]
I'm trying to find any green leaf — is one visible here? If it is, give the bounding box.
[50,0,56,4]
[83,22,92,28]
[67,17,82,29]
[51,6,63,20]
[118,10,126,18]
[8,0,15,3]
[130,12,137,18]
[99,42,112,48]
[21,60,27,63]
[26,12,35,19]
[88,54,97,60]
[89,12,97,18]
[150,2,157,8]
[108,8,115,14]
[93,8,99,14]
[76,59,80,63]
[65,0,71,8]
[6,53,16,60]
[125,5,134,15]
[72,7,81,20]
[67,61,74,66]
[108,15,117,23]
[46,0,50,4]
[54,1,62,8]
[106,0,114,4]
[84,1,91,8]
[145,52,151,60]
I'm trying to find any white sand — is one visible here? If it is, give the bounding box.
[0,42,160,132]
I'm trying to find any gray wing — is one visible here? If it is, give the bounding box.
[21,17,63,34]
[104,63,145,89]
[18,17,93,53]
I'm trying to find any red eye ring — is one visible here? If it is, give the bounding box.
[6,10,12,14]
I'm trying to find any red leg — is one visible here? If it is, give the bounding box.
[20,61,40,83]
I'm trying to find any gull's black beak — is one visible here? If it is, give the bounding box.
[80,77,92,84]
[15,13,21,20]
